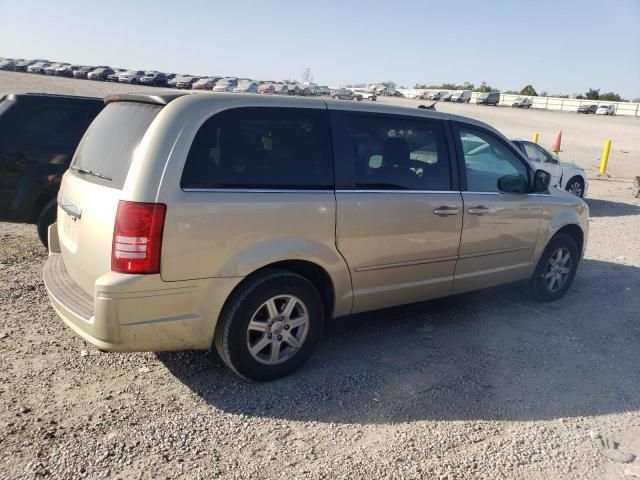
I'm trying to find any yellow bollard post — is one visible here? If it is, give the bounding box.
[532,132,539,144]
[599,139,612,175]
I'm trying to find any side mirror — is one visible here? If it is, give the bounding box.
[498,174,529,193]
[532,169,551,193]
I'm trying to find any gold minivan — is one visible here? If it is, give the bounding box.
[44,93,589,381]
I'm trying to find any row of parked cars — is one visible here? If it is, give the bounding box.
[0,57,335,96]
[415,88,619,115]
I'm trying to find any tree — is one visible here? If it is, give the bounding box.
[477,82,495,93]
[585,88,600,100]
[519,84,538,96]
[381,80,397,88]
[301,67,313,85]
[600,92,622,101]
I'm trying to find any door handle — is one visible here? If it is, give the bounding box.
[433,206,459,216]
[468,206,490,215]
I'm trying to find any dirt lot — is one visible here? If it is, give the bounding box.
[1,71,640,479]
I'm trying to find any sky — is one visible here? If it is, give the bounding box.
[1,0,639,98]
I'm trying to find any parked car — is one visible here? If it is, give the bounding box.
[213,78,238,92]
[258,83,276,94]
[43,92,588,382]
[118,70,146,84]
[45,63,69,75]
[176,76,200,89]
[27,62,51,74]
[233,81,259,93]
[139,72,168,86]
[0,59,16,70]
[87,67,115,81]
[13,59,37,72]
[511,139,588,197]
[167,76,183,88]
[73,66,96,79]
[192,77,220,90]
[451,90,472,103]
[440,92,452,101]
[381,87,404,97]
[577,104,598,114]
[331,88,360,100]
[512,97,533,108]
[352,89,377,101]
[595,104,615,115]
[107,69,126,82]
[272,84,289,95]
[476,92,501,105]
[55,64,81,77]
[0,93,103,246]
[429,91,448,101]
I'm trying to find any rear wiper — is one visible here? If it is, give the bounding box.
[70,166,112,181]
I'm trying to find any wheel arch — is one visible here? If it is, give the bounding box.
[553,224,584,257]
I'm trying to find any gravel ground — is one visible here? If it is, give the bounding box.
[1,71,640,479]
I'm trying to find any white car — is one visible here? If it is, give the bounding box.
[118,70,146,84]
[212,78,238,92]
[451,90,471,102]
[511,139,588,197]
[595,104,615,115]
[352,89,377,101]
[27,62,51,74]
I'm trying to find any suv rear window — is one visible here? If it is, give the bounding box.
[70,102,160,189]
[181,107,333,190]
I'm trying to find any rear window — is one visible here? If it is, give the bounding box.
[70,102,160,189]
[181,107,333,190]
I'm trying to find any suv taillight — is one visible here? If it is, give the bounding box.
[112,201,166,274]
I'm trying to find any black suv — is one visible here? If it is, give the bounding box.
[0,93,103,246]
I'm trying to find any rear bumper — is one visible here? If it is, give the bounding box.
[44,225,242,352]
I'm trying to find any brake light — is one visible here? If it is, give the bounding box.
[112,201,166,274]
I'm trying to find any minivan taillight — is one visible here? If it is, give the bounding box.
[112,201,166,274]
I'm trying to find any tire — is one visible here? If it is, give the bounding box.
[36,199,57,248]
[332,95,339,100]
[565,176,585,198]
[524,234,579,302]
[356,96,362,101]
[214,269,324,381]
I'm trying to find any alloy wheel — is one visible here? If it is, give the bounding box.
[544,247,572,292]
[245,295,309,365]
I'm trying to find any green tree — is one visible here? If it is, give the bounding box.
[381,80,396,88]
[585,88,600,100]
[477,82,495,93]
[599,92,622,101]
[519,84,538,96]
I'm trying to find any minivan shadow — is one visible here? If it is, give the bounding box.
[586,198,640,217]
[157,259,640,424]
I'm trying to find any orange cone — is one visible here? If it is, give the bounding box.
[551,129,562,154]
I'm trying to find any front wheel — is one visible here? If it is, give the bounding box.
[215,270,324,381]
[565,177,585,198]
[524,234,579,302]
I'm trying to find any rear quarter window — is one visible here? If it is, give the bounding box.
[70,102,161,189]
[181,107,333,190]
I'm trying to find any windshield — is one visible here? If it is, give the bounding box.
[71,102,161,189]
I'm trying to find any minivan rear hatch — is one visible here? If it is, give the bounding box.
[57,101,162,295]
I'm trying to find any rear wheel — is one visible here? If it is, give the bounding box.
[215,270,324,381]
[36,199,57,248]
[565,177,585,198]
[524,234,579,302]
